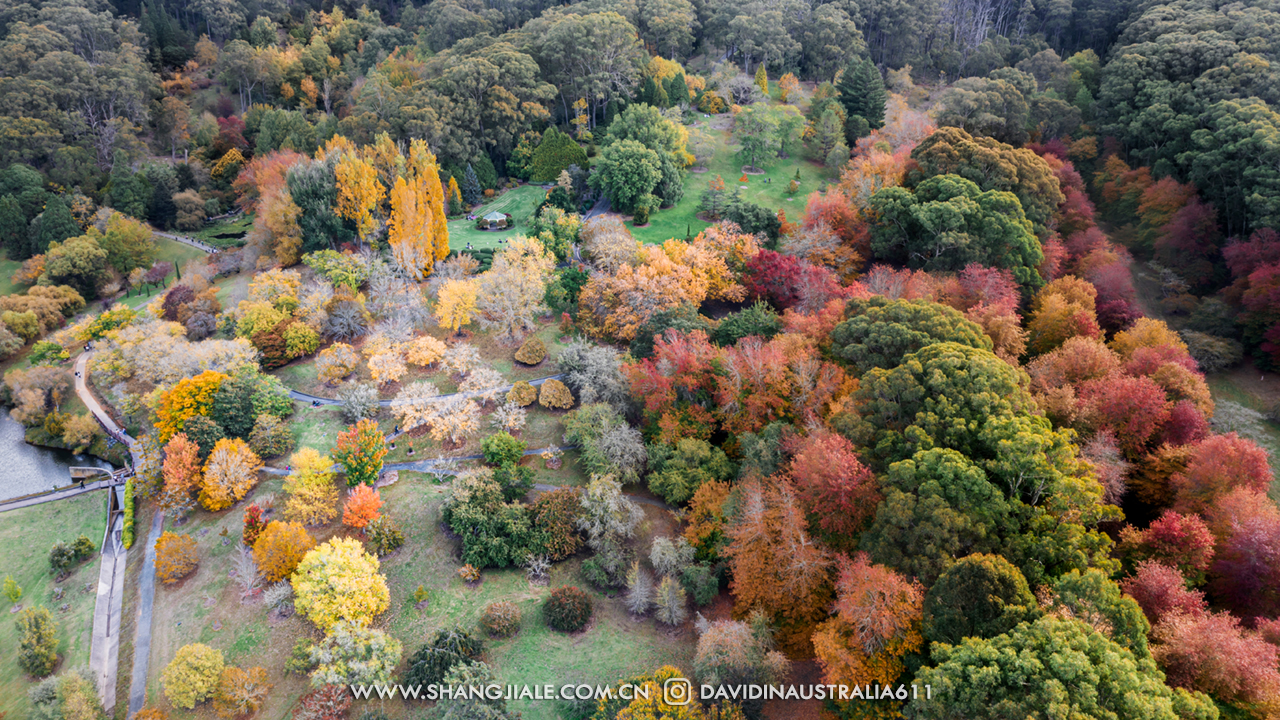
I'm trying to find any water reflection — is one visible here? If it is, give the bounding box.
[0,413,115,502]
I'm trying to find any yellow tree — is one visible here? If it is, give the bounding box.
[335,152,384,245]
[778,73,800,104]
[447,176,463,215]
[292,537,390,632]
[199,438,264,511]
[436,279,478,335]
[283,447,339,525]
[387,139,449,280]
[155,370,228,442]
[571,98,590,139]
[475,235,556,342]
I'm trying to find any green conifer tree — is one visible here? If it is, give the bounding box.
[638,76,659,106]
[0,195,26,255]
[529,128,588,183]
[149,183,177,230]
[462,164,482,206]
[106,151,151,219]
[837,58,887,133]
[35,196,79,259]
[667,74,690,107]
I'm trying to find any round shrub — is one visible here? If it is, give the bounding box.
[16,606,58,677]
[248,413,295,458]
[514,336,547,365]
[544,586,592,632]
[161,643,225,709]
[538,379,574,410]
[480,600,523,637]
[507,381,537,407]
[253,521,315,583]
[365,515,404,556]
[155,532,199,584]
[481,432,527,466]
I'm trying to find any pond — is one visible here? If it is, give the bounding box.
[0,413,115,502]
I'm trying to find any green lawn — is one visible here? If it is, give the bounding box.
[631,112,832,245]
[374,480,697,720]
[143,463,692,719]
[154,236,208,273]
[0,492,108,720]
[448,185,549,251]
[0,248,22,297]
[184,214,254,249]
[116,237,212,309]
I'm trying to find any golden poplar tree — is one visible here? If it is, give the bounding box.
[335,152,384,244]
[387,139,449,280]
[447,176,463,215]
[436,279,478,334]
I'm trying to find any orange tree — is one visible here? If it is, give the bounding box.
[811,553,923,717]
[160,432,201,518]
[342,485,383,530]
[155,532,199,584]
[333,418,387,487]
[724,477,833,656]
[252,521,315,583]
[154,370,228,442]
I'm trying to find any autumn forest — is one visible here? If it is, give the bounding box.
[0,0,1279,719]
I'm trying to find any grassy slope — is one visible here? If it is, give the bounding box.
[116,237,211,309]
[447,185,548,252]
[0,248,21,297]
[154,237,208,275]
[184,214,254,248]
[632,107,832,246]
[1129,260,1280,490]
[0,492,108,719]
[145,474,694,720]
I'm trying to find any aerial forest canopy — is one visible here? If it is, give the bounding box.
[0,0,1279,719]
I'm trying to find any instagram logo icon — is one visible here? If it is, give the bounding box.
[663,678,694,705]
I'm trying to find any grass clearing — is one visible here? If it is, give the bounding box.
[185,214,254,248]
[448,185,548,252]
[1130,259,1280,490]
[0,492,108,720]
[154,237,209,275]
[144,466,695,719]
[0,248,22,297]
[631,111,832,245]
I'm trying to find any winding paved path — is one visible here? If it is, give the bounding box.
[74,351,163,717]
[74,352,137,712]
[127,509,165,717]
[152,230,218,255]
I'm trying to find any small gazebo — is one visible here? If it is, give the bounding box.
[479,211,509,230]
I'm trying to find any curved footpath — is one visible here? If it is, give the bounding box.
[152,230,218,255]
[79,349,648,714]
[76,351,168,718]
[74,352,142,713]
